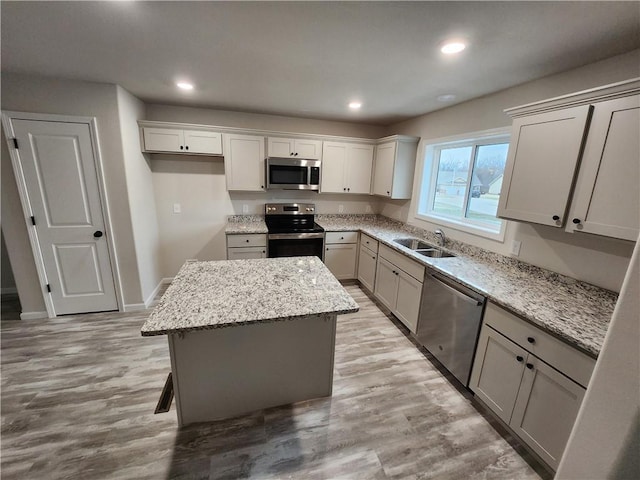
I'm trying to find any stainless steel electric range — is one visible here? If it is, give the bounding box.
[265,203,325,259]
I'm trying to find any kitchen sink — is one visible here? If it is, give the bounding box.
[393,238,456,258]
[394,238,434,250]
[416,249,456,258]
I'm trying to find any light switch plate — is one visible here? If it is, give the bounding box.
[365,205,372,213]
[242,204,249,214]
[173,203,181,214]
[511,240,522,256]
[338,204,344,213]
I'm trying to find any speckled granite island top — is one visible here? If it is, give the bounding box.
[314,215,617,358]
[141,257,359,336]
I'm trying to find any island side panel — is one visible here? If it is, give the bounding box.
[169,315,337,426]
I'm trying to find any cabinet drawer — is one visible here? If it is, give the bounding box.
[360,233,379,252]
[484,302,595,387]
[378,244,425,282]
[325,231,358,244]
[227,246,267,260]
[226,234,267,248]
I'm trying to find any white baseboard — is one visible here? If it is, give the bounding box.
[123,303,146,312]
[1,287,18,295]
[144,277,174,308]
[20,311,48,320]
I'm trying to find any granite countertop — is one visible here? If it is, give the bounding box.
[314,214,617,358]
[226,215,267,234]
[141,257,359,336]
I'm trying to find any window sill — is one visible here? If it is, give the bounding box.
[415,212,507,242]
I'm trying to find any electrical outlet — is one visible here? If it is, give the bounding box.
[338,204,344,213]
[242,204,249,214]
[173,203,181,214]
[511,240,522,256]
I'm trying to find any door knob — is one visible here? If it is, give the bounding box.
[93,230,103,238]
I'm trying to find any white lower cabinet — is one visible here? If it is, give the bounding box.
[471,326,528,424]
[357,245,377,292]
[226,234,267,260]
[324,231,358,280]
[510,356,586,470]
[374,245,424,333]
[470,302,593,471]
[227,246,267,260]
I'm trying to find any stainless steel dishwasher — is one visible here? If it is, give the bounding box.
[416,269,486,387]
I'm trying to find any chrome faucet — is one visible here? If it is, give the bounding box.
[434,229,446,247]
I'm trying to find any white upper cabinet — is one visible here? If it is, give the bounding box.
[223,133,266,191]
[320,141,374,194]
[267,137,322,159]
[372,136,419,199]
[497,106,592,227]
[142,126,223,155]
[565,94,640,241]
[498,79,640,241]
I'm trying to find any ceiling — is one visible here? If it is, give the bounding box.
[2,1,639,126]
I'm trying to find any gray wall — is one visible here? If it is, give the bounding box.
[1,73,145,313]
[381,49,640,292]
[1,230,16,294]
[116,86,162,304]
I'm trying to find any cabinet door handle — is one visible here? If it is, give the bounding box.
[343,188,347,191]
[572,218,581,224]
[386,191,390,195]
[527,337,535,344]
[372,255,376,259]
[526,363,534,370]
[180,145,184,150]
[185,145,189,150]
[347,187,350,192]
[552,215,560,221]
[516,355,523,362]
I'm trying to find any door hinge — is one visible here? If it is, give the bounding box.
[12,138,18,149]
[31,216,36,226]
[46,284,51,293]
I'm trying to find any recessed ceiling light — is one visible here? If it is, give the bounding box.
[440,41,466,55]
[349,102,362,110]
[176,81,194,91]
[437,94,457,102]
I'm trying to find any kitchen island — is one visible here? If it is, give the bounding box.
[141,257,358,426]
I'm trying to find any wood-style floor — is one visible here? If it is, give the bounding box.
[1,285,551,479]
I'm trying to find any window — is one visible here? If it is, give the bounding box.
[416,130,510,240]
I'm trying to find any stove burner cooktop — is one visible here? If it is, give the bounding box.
[264,203,324,235]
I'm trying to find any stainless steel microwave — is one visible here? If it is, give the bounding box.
[266,157,321,191]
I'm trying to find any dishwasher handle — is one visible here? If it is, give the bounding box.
[427,272,485,306]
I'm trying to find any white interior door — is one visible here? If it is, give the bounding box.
[11,118,118,315]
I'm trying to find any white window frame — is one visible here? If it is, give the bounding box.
[414,127,511,242]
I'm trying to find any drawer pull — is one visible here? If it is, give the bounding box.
[527,337,535,344]
[526,363,534,370]
[246,239,250,243]
[516,355,524,362]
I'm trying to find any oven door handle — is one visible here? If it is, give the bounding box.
[268,233,325,240]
